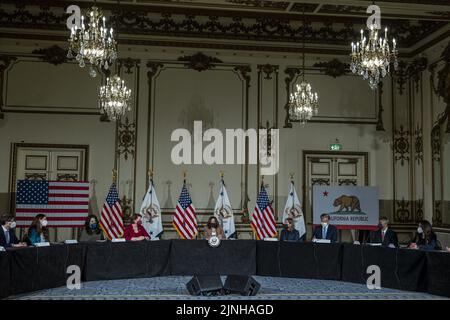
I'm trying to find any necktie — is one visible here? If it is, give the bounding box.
[322,227,327,239]
[5,230,10,245]
[381,230,385,242]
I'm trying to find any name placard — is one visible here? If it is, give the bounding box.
[34,242,50,247]
[313,239,331,244]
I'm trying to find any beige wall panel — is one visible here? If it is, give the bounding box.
[5,60,100,112]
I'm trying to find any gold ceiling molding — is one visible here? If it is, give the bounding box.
[0,0,448,56]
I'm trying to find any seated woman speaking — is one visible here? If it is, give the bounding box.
[280,217,300,241]
[123,214,150,241]
[203,216,225,240]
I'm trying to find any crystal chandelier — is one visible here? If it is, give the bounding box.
[289,81,319,125]
[288,7,319,125]
[350,23,398,90]
[67,6,117,77]
[99,75,132,121]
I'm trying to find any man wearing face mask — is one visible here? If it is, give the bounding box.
[0,214,27,248]
[369,216,398,248]
[312,214,338,243]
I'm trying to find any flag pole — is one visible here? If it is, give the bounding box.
[148,170,154,186]
[148,170,154,204]
[112,169,117,184]
[289,172,294,185]
[289,172,295,208]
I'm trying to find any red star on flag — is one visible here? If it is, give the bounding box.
[323,191,329,197]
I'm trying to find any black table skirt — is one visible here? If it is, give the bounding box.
[170,240,256,276]
[341,244,428,292]
[0,252,11,299]
[8,243,85,296]
[426,250,450,297]
[84,240,171,281]
[2,240,450,299]
[257,241,342,280]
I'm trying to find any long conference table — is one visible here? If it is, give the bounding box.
[1,240,450,299]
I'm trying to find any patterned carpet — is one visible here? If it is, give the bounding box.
[9,276,447,300]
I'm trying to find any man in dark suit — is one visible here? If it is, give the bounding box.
[312,213,338,243]
[0,214,26,248]
[369,216,398,248]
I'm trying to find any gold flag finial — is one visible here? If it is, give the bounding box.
[148,170,154,178]
[112,169,117,183]
[183,170,187,179]
[220,170,224,178]
[289,172,294,181]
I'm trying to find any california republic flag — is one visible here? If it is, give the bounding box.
[140,178,163,239]
[282,180,306,239]
[214,178,236,239]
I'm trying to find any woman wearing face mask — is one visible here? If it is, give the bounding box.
[26,214,49,245]
[123,214,150,241]
[409,220,440,251]
[79,215,105,241]
[203,216,225,240]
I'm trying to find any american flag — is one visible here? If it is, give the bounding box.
[173,181,198,239]
[251,184,277,240]
[99,183,124,239]
[15,180,89,227]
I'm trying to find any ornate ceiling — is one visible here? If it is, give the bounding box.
[0,0,449,57]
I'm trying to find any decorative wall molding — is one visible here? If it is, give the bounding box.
[31,45,68,66]
[407,57,428,93]
[414,199,424,222]
[393,125,410,166]
[311,178,330,186]
[177,52,223,72]
[394,61,408,95]
[313,59,349,78]
[414,126,423,164]
[431,125,441,162]
[376,82,385,131]
[145,61,164,190]
[0,1,447,52]
[433,201,442,226]
[117,117,136,161]
[437,42,450,105]
[394,57,428,95]
[0,55,17,118]
[225,0,291,10]
[436,42,450,133]
[257,64,278,80]
[118,57,140,74]
[233,64,251,216]
[394,198,412,223]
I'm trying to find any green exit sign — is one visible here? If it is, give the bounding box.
[329,143,342,151]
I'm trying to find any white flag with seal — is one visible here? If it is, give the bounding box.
[140,179,163,239]
[282,181,306,238]
[214,179,236,239]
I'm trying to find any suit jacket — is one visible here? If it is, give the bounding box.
[312,224,338,243]
[0,227,19,247]
[369,228,398,247]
